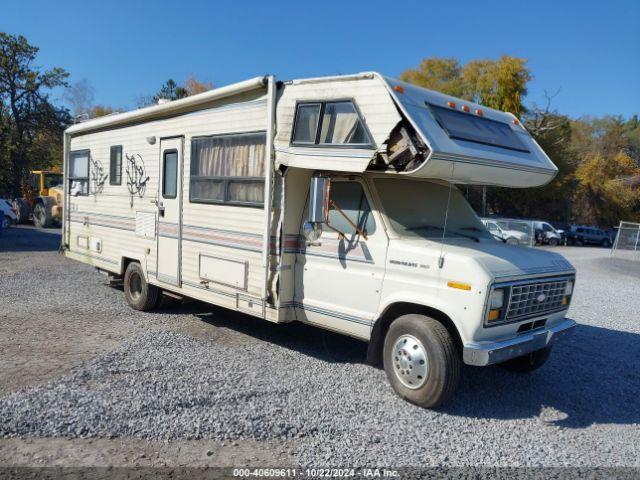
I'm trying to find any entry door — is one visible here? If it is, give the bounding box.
[156,137,183,285]
[294,178,387,338]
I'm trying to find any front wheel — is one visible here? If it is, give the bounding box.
[2,215,11,228]
[548,237,559,246]
[506,237,519,245]
[124,262,160,311]
[383,314,460,408]
[602,238,611,247]
[500,345,552,373]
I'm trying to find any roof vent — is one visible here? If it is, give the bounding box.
[156,98,171,105]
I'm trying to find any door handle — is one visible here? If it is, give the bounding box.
[158,205,165,217]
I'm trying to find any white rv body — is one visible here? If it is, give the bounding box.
[63,72,576,405]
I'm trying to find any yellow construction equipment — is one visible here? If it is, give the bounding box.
[13,169,64,228]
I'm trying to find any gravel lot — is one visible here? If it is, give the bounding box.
[1,226,639,468]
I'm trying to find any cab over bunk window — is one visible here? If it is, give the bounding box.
[291,100,373,147]
[68,150,90,196]
[190,132,266,206]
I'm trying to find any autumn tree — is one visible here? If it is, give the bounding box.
[0,32,70,196]
[400,55,531,116]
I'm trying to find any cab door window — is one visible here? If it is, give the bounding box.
[326,181,376,236]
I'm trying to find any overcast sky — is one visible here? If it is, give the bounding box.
[3,0,639,118]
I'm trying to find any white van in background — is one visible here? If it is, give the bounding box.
[62,73,576,408]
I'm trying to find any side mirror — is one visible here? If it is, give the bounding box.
[303,176,331,243]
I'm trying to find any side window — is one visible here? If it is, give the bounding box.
[291,101,372,147]
[190,132,266,206]
[68,150,90,196]
[162,150,178,199]
[109,145,122,185]
[543,224,553,232]
[487,222,498,233]
[326,181,376,236]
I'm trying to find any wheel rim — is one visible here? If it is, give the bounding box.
[392,334,428,389]
[129,272,143,300]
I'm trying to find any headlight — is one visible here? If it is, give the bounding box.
[489,289,505,309]
[565,280,573,296]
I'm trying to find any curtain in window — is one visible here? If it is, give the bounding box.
[193,134,265,177]
[319,102,367,144]
[191,133,266,205]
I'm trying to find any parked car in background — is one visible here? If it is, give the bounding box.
[567,226,611,247]
[0,198,17,228]
[481,219,528,245]
[533,221,563,246]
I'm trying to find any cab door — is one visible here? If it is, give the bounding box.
[294,177,387,338]
[156,137,183,286]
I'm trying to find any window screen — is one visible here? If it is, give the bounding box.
[162,150,178,199]
[110,145,122,185]
[326,182,376,236]
[68,150,89,196]
[190,132,266,206]
[428,104,530,153]
[291,101,372,147]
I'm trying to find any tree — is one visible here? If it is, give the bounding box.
[154,79,188,102]
[89,105,116,118]
[400,55,531,116]
[0,32,70,196]
[64,78,94,119]
[184,75,213,95]
[138,76,214,107]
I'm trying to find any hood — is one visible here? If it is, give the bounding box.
[396,237,574,280]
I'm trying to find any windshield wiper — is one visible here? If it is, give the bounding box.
[407,225,479,242]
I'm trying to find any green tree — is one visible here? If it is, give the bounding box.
[0,32,70,196]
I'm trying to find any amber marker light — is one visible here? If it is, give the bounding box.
[447,281,472,291]
[447,101,456,109]
[461,105,470,112]
[513,118,520,125]
[393,85,405,93]
[475,109,484,116]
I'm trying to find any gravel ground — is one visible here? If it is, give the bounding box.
[0,226,639,468]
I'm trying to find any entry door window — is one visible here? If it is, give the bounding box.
[163,150,178,199]
[326,181,376,236]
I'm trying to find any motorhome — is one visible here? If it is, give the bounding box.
[62,73,576,407]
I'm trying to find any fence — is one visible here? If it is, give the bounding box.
[481,218,536,247]
[611,221,640,259]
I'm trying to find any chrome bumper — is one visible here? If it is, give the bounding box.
[463,318,576,366]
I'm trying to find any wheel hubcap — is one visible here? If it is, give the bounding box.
[392,334,428,389]
[130,273,143,300]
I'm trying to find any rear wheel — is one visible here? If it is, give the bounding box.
[548,237,559,246]
[32,203,51,228]
[383,314,460,408]
[602,238,611,247]
[12,199,30,224]
[2,215,10,228]
[506,237,519,245]
[124,262,160,311]
[500,345,552,373]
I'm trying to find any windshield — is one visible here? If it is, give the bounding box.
[44,173,63,189]
[374,178,492,241]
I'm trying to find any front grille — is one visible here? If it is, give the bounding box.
[506,279,568,320]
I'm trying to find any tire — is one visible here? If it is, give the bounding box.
[32,203,51,228]
[548,237,559,246]
[12,199,30,224]
[124,262,160,311]
[506,237,519,245]
[602,239,611,247]
[500,345,552,373]
[383,314,461,408]
[2,215,11,229]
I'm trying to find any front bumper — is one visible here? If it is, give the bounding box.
[462,318,576,366]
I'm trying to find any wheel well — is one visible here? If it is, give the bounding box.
[367,302,462,367]
[121,257,138,276]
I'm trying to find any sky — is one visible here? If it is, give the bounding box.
[2,0,639,119]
